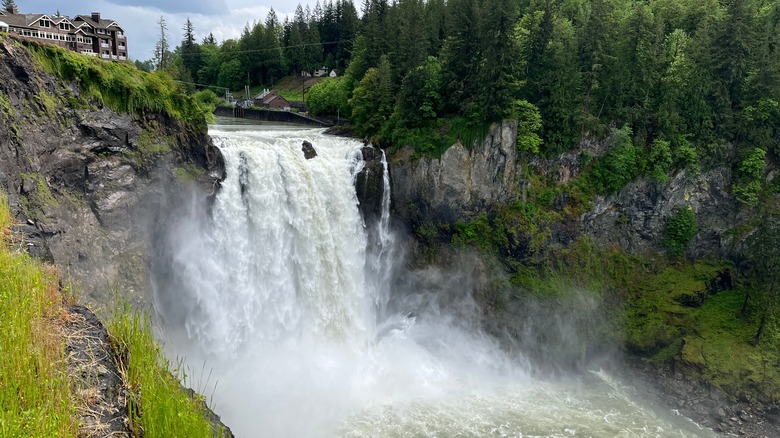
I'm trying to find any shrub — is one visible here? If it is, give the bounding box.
[648,138,673,182]
[732,147,767,205]
[663,207,698,256]
[307,77,350,117]
[590,126,644,194]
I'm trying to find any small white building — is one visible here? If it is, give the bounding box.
[313,66,328,77]
[0,21,9,33]
[329,69,338,78]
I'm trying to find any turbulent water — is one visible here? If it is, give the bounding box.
[152,120,717,437]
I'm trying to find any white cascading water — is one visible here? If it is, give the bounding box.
[153,121,717,437]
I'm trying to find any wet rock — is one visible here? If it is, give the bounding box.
[302,140,317,159]
[355,146,384,223]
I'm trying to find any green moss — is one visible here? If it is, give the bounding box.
[0,90,14,117]
[175,164,205,183]
[33,90,58,115]
[691,290,780,399]
[136,129,173,157]
[19,173,59,220]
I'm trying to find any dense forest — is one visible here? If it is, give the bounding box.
[152,0,778,183]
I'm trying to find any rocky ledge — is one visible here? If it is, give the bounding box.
[0,37,224,310]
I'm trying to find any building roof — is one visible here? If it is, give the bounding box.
[73,15,123,32]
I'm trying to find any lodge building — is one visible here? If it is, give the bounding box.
[0,5,127,61]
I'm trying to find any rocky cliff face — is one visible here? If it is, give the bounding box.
[582,167,738,258]
[389,121,519,226]
[390,122,750,260]
[0,38,223,310]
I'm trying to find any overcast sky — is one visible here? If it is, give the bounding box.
[17,1,320,61]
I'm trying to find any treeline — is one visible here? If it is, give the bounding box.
[151,0,779,195]
[140,1,358,90]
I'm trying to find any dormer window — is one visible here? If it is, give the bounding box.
[40,20,51,28]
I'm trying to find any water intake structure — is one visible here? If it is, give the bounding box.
[151,121,716,437]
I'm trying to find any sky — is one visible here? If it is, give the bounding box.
[18,1,319,61]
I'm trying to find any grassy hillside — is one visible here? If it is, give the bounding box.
[0,192,221,437]
[14,37,211,125]
[0,194,76,437]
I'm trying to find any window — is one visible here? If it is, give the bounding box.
[40,20,50,28]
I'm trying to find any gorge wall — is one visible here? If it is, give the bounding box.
[390,121,520,225]
[389,125,753,260]
[0,37,223,310]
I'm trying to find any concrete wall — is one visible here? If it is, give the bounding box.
[214,106,330,127]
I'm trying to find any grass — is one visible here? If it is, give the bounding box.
[108,301,221,438]
[0,192,220,437]
[502,235,780,401]
[687,290,780,400]
[0,193,77,437]
[15,36,210,125]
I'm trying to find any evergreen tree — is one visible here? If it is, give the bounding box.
[617,3,662,138]
[2,0,16,11]
[536,16,582,152]
[180,18,203,83]
[396,56,442,127]
[261,9,286,85]
[440,0,482,116]
[713,0,756,111]
[153,16,170,71]
[304,14,323,71]
[392,0,428,83]
[476,0,520,122]
[577,0,615,127]
[285,6,307,74]
[350,55,393,136]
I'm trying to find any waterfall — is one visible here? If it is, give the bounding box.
[152,123,718,438]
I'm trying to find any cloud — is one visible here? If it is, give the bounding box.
[105,0,229,15]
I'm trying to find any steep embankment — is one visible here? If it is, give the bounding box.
[0,36,233,437]
[0,36,223,309]
[388,124,780,436]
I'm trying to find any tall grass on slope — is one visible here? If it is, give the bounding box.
[16,37,210,125]
[108,301,220,438]
[0,194,76,437]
